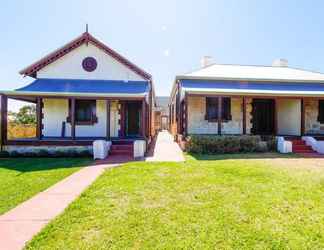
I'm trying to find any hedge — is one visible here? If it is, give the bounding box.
[0,149,92,158]
[186,135,276,154]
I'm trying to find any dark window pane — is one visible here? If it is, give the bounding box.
[206,97,231,121]
[75,100,96,122]
[206,97,218,120]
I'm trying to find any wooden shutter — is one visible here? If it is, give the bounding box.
[318,100,324,123]
[222,97,232,121]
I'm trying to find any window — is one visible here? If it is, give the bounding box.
[205,97,231,121]
[171,104,175,123]
[176,91,180,122]
[67,100,97,125]
[318,100,324,123]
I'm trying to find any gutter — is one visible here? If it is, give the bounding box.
[0,90,147,98]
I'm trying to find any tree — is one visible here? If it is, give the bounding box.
[10,105,36,124]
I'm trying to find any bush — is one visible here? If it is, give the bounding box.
[6,148,92,158]
[186,135,273,154]
[266,136,277,152]
[0,151,10,158]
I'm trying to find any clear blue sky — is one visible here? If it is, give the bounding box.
[1,0,324,99]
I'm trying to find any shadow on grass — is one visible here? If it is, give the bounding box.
[187,152,302,161]
[0,158,93,173]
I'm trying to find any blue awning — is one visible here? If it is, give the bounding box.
[180,79,324,96]
[15,78,149,96]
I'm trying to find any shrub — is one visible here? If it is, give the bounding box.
[266,136,277,152]
[37,149,52,157]
[9,150,20,157]
[239,135,261,152]
[256,141,268,152]
[6,148,93,158]
[77,149,92,158]
[186,135,270,154]
[0,151,10,158]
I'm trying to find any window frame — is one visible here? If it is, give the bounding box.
[67,99,98,125]
[205,97,232,122]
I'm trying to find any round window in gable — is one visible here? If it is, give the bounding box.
[82,57,97,72]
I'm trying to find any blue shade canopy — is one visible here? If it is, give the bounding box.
[16,78,149,95]
[180,79,324,95]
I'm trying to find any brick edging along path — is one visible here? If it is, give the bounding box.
[0,163,118,250]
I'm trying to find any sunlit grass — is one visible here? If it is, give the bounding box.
[0,158,91,214]
[26,154,324,249]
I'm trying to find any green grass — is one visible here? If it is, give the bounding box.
[0,158,91,215]
[26,154,324,249]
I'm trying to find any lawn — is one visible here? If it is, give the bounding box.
[26,154,324,249]
[0,158,91,215]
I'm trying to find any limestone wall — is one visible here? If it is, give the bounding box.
[187,96,243,135]
[246,98,253,134]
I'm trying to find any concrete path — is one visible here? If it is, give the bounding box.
[146,130,185,162]
[0,163,118,250]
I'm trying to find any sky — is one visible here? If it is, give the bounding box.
[2,0,324,108]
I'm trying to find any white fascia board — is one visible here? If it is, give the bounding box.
[0,90,147,98]
[183,87,324,97]
[176,75,324,84]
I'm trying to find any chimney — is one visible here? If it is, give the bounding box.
[272,58,288,67]
[200,56,214,68]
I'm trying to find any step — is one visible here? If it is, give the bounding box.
[110,149,133,156]
[112,140,134,145]
[292,145,312,151]
[111,145,133,150]
[290,140,306,145]
[293,149,316,154]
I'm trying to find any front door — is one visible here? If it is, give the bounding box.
[126,101,141,137]
[251,99,275,135]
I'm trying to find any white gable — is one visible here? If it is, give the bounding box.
[37,43,145,81]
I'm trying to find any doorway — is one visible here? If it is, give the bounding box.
[125,101,141,137]
[251,99,275,135]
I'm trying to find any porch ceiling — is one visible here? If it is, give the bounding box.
[181,79,324,97]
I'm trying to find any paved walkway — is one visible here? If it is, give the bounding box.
[0,163,118,250]
[146,130,185,162]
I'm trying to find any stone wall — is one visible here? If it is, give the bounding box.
[187,96,243,134]
[246,98,253,134]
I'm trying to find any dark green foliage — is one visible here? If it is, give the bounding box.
[6,149,92,158]
[9,105,36,125]
[266,136,277,151]
[186,135,276,154]
[0,151,10,158]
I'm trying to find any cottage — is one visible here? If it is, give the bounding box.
[154,96,170,132]
[0,31,154,157]
[170,58,324,153]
